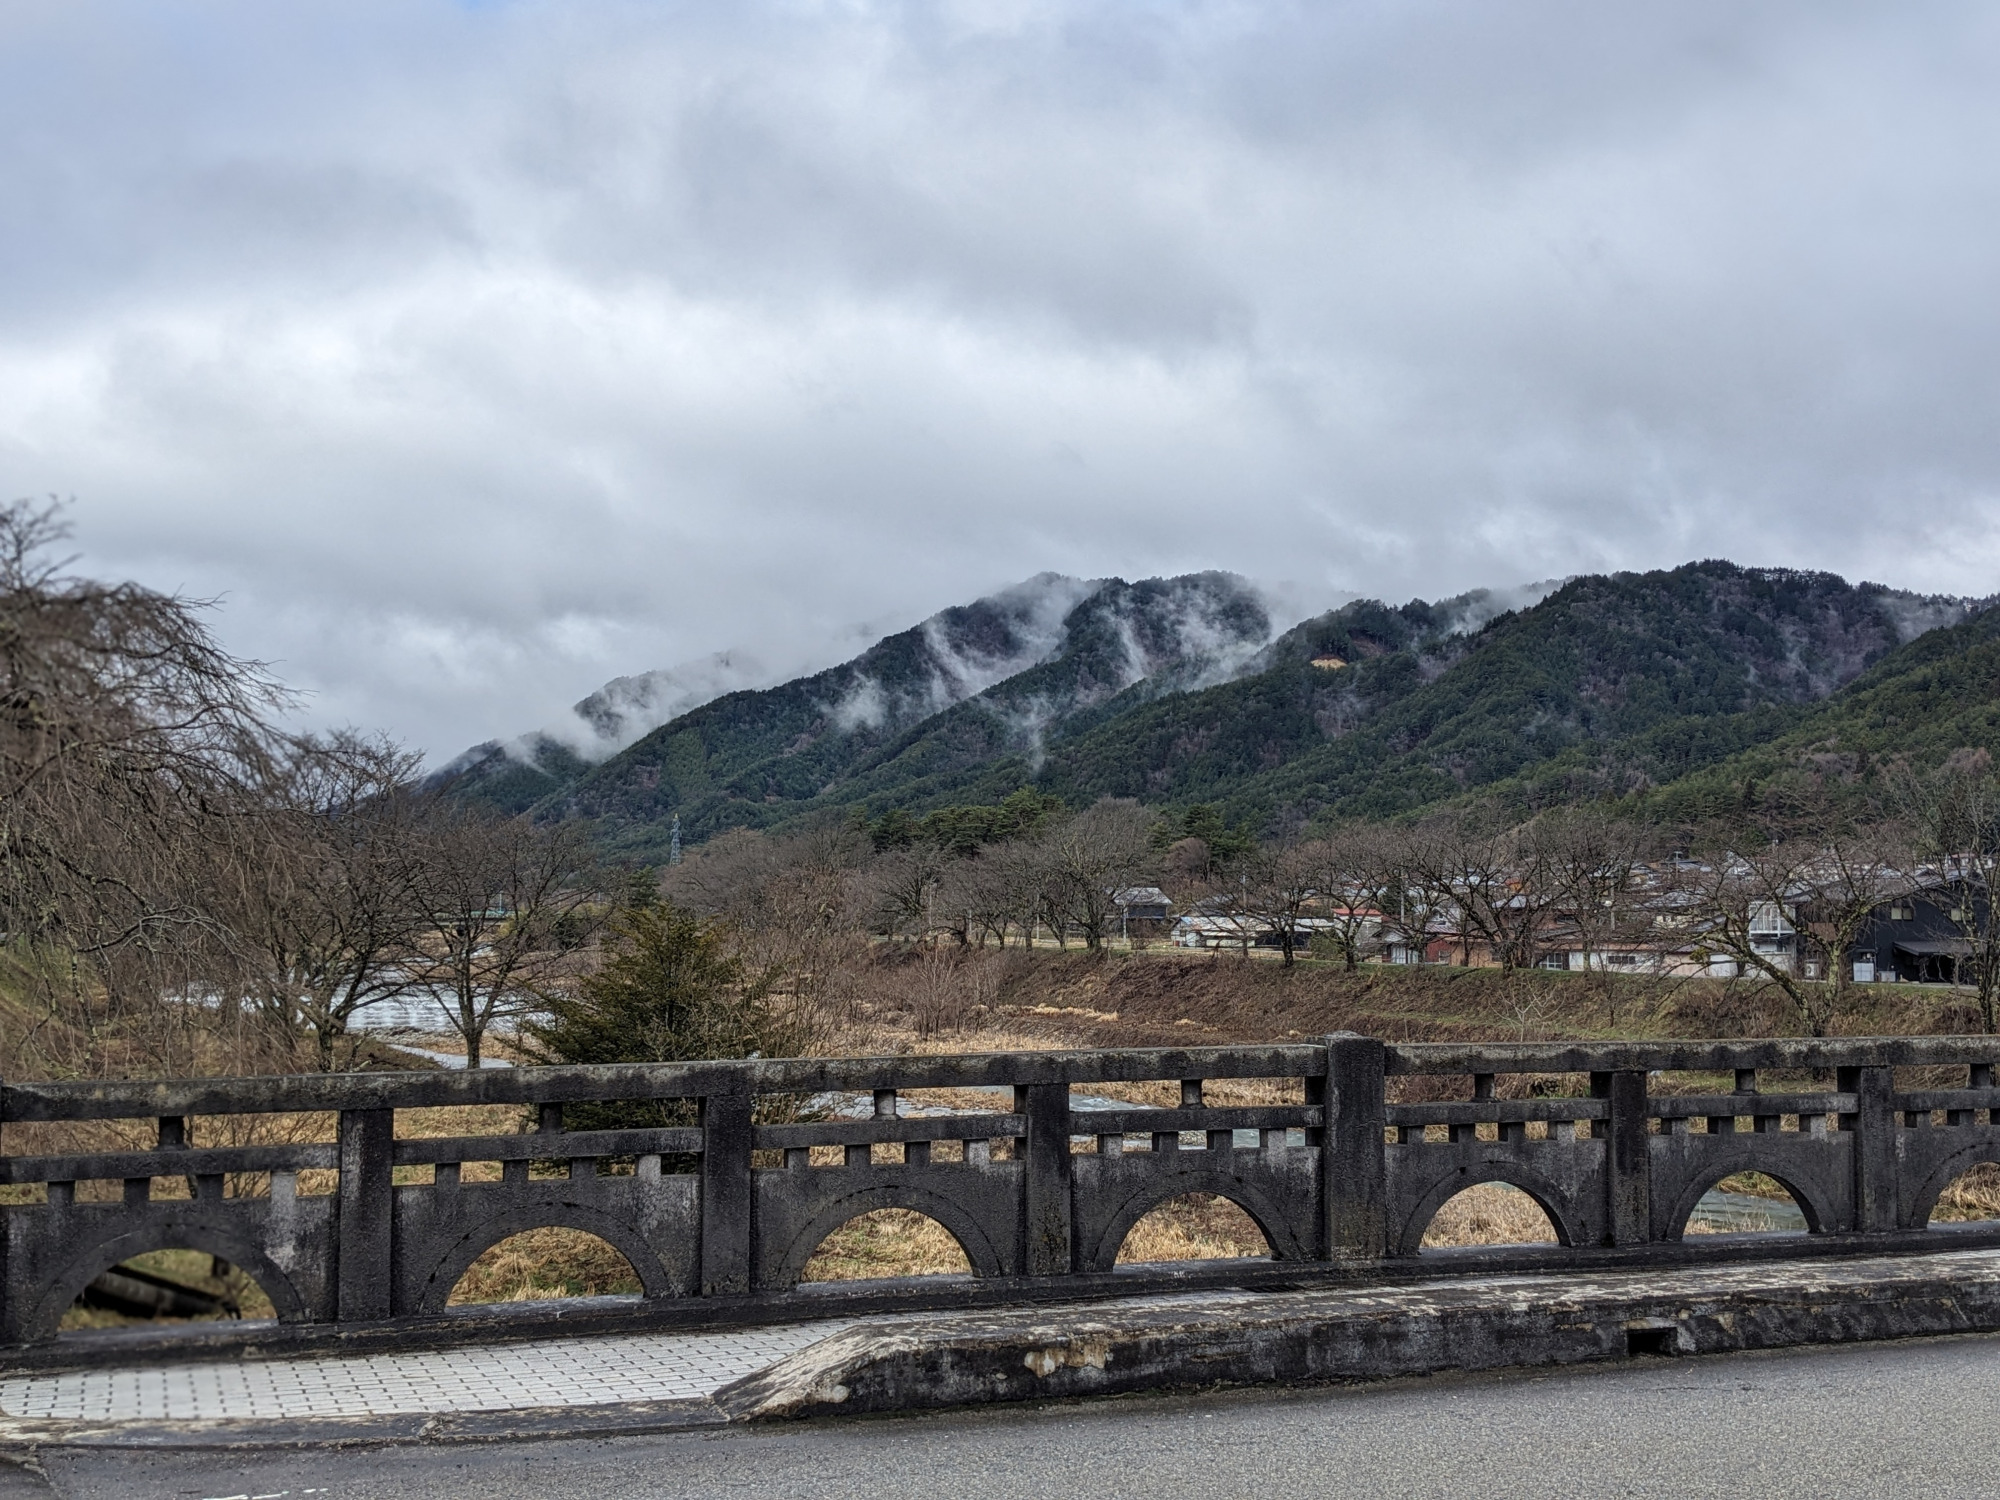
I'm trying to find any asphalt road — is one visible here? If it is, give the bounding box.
[21,1334,2000,1500]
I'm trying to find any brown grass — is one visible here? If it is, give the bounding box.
[801,1209,972,1281]
[447,1228,642,1304]
[795,1194,1277,1282]
[1931,1161,2000,1222]
[1420,1183,1560,1248]
[1116,1192,1270,1263]
[951,947,1999,1052]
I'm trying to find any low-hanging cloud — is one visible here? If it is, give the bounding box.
[822,571,1105,735]
[4,1,2000,759]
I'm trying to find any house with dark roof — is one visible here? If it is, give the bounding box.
[1850,879,1988,984]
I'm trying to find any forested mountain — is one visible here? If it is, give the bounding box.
[440,570,1281,855]
[1632,603,2000,825]
[438,559,1999,857]
[1055,562,1971,828]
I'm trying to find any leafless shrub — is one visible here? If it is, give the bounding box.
[663,821,874,1046]
[862,945,1015,1039]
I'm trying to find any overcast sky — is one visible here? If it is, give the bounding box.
[4,1,1998,759]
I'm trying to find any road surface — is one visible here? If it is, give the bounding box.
[19,1333,2000,1499]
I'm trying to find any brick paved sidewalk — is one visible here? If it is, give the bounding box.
[0,1321,852,1424]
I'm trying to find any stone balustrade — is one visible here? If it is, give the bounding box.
[6,1033,2000,1347]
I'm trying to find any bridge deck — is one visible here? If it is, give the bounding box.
[12,1246,2000,1444]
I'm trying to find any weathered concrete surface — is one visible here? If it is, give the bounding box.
[18,1248,2000,1449]
[16,1035,2000,1354]
[714,1246,2000,1420]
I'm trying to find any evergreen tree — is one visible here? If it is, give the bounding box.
[523,902,787,1133]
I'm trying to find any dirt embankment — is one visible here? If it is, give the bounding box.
[956,948,1992,1052]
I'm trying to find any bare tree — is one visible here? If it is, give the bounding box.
[1890,753,2000,1031]
[1400,814,1562,970]
[1676,830,1912,1039]
[1234,841,1319,966]
[1796,830,1916,1020]
[1365,827,1448,965]
[222,733,429,1070]
[870,840,952,944]
[930,852,1006,948]
[1301,827,1393,970]
[1038,799,1157,952]
[1539,809,1654,1024]
[947,852,1019,948]
[406,805,603,1068]
[1675,841,1827,1034]
[1540,810,1652,965]
[988,837,1055,949]
[663,820,874,1038]
[0,499,287,1006]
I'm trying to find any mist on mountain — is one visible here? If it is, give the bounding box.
[434,559,2000,858]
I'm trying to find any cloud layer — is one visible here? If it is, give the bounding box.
[4,0,1998,757]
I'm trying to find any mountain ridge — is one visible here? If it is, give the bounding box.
[435,560,1998,857]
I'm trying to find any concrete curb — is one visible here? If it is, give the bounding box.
[14,1249,2000,1449]
[713,1248,2000,1420]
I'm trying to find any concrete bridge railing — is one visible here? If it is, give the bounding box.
[7,1033,2000,1347]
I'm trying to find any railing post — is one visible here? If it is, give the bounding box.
[1019,1082,1074,1276]
[336,1108,394,1322]
[1592,1071,1650,1247]
[1840,1064,1897,1232]
[1322,1033,1386,1260]
[700,1087,753,1296]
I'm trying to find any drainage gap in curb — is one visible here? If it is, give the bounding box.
[1626,1325,1679,1357]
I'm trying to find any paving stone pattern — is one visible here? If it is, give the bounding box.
[0,1321,853,1422]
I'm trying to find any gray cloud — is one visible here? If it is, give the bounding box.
[2,1,1998,758]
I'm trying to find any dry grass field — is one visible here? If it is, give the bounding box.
[448,1227,645,1303]
[1420,1182,1560,1248]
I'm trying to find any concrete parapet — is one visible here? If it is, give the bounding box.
[10,1033,2000,1352]
[716,1248,2000,1421]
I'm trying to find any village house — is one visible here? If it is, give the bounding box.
[1846,876,1990,984]
[1159,856,1998,986]
[1111,885,1175,942]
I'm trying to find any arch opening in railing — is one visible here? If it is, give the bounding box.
[1419,1184,1561,1250]
[448,1228,643,1306]
[1114,1192,1271,1265]
[1929,1164,2000,1226]
[801,1210,975,1283]
[63,1250,277,1334]
[1681,1173,1811,1237]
